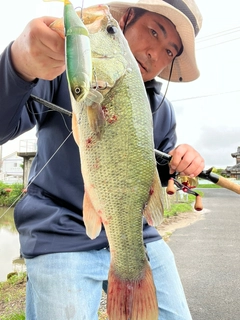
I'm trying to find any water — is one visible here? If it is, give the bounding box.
[0,207,25,282]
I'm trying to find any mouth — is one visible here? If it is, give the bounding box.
[136,59,147,72]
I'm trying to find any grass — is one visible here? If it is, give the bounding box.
[198,183,221,188]
[164,190,204,218]
[0,313,25,320]
[0,273,26,320]
[0,272,109,320]
[164,202,194,217]
[0,183,24,208]
[98,311,108,320]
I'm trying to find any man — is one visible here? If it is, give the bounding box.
[0,0,204,319]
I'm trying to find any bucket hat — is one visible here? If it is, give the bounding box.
[107,0,202,82]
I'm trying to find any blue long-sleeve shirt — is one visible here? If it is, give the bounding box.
[0,43,177,258]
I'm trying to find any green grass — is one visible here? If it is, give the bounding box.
[0,273,26,320]
[164,202,193,217]
[0,312,25,320]
[164,191,204,218]
[197,183,221,188]
[0,182,24,207]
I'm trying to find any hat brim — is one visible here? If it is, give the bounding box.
[107,1,200,82]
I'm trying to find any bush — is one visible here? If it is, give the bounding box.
[0,182,24,207]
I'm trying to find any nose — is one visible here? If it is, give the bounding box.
[147,47,159,61]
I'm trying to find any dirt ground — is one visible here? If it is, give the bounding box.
[157,210,204,241]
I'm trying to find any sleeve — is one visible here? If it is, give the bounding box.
[0,43,39,144]
[0,42,62,146]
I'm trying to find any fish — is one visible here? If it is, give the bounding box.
[44,0,92,102]
[48,2,164,319]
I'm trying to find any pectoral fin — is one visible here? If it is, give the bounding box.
[87,101,105,139]
[143,168,164,227]
[72,112,80,146]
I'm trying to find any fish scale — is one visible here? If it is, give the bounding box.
[49,2,164,319]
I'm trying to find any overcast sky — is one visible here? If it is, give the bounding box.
[0,0,240,168]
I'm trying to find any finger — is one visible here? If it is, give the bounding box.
[179,157,205,177]
[38,17,65,59]
[40,32,65,61]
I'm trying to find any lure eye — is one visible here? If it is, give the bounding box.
[107,25,117,34]
[75,87,81,95]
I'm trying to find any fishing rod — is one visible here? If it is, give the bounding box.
[30,95,240,208]
[30,94,72,117]
[155,149,240,211]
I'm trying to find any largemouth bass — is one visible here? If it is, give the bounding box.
[49,2,164,319]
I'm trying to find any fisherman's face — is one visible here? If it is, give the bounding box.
[119,10,182,82]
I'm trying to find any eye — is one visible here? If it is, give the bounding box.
[151,29,158,37]
[75,87,81,95]
[166,49,173,57]
[107,25,118,34]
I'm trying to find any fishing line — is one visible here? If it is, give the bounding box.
[152,57,175,115]
[26,100,71,133]
[29,95,72,133]
[121,8,175,116]
[27,130,73,186]
[0,131,73,220]
[0,195,22,219]
[26,102,53,116]
[30,95,72,117]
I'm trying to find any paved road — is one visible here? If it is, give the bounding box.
[168,188,240,320]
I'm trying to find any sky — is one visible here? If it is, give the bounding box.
[0,0,240,168]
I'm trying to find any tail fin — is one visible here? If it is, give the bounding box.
[107,261,158,320]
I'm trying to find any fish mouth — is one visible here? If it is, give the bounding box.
[92,52,115,59]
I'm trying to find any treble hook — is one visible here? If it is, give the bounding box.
[81,0,84,20]
[91,70,108,91]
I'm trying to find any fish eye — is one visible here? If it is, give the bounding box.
[107,25,117,34]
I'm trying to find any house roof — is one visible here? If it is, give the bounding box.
[226,163,240,173]
[2,151,21,161]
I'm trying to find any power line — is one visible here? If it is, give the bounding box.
[197,36,240,50]
[196,25,240,50]
[197,26,240,43]
[170,89,240,103]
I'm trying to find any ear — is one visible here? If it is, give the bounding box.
[118,8,134,31]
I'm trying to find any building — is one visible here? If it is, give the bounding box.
[222,146,240,179]
[0,151,23,183]
[0,139,37,185]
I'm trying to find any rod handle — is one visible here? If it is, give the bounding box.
[216,177,240,194]
[194,195,203,211]
[166,178,175,195]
